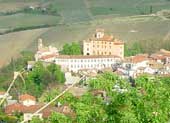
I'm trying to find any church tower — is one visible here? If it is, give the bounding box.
[38,38,43,51]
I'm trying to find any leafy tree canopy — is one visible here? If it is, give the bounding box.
[60,42,82,55]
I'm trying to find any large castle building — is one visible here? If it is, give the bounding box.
[34,29,124,73]
[83,29,124,58]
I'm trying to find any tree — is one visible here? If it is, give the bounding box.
[27,62,51,85]
[47,64,65,83]
[30,117,44,123]
[60,42,82,55]
[49,112,71,123]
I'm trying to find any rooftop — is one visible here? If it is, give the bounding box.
[125,54,149,63]
[19,94,36,101]
[41,54,57,60]
[0,91,5,95]
[85,29,124,43]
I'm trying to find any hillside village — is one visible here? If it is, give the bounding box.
[1,29,170,122]
[34,29,170,78]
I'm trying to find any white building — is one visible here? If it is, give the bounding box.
[19,94,36,106]
[35,39,59,62]
[55,55,121,73]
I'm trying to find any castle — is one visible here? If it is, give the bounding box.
[83,29,124,58]
[35,29,124,72]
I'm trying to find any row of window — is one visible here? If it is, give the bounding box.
[70,63,111,68]
[92,45,112,49]
[93,41,112,45]
[56,58,114,63]
[93,51,112,55]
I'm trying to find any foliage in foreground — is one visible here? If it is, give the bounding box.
[25,62,65,97]
[35,72,170,123]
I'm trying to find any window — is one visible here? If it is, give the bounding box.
[87,48,89,51]
[109,52,111,55]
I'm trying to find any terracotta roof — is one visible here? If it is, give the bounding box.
[126,54,149,63]
[5,104,52,117]
[5,103,75,118]
[150,54,166,60]
[55,55,121,59]
[19,94,36,101]
[5,103,25,114]
[0,91,5,95]
[40,54,56,60]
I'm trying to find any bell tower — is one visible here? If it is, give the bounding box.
[38,38,43,51]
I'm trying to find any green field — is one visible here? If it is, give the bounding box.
[88,0,170,16]
[0,14,61,33]
[0,0,44,12]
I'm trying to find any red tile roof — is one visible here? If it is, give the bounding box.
[19,94,36,101]
[5,103,25,114]
[40,54,56,60]
[0,91,5,95]
[125,54,149,63]
[5,103,75,118]
[150,54,166,60]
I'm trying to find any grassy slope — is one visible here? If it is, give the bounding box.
[0,28,49,67]
[0,0,43,12]
[87,0,170,16]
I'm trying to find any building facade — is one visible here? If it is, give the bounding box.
[35,39,59,62]
[83,29,124,58]
[55,55,121,72]
[19,94,36,106]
